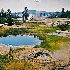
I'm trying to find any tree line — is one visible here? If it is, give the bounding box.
[0,7,29,25]
[0,7,70,25]
[0,8,13,26]
[60,8,70,18]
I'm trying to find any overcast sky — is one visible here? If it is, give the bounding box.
[0,0,70,12]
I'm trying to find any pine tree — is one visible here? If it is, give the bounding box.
[6,9,13,26]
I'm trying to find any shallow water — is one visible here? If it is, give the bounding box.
[48,32,70,38]
[0,35,41,46]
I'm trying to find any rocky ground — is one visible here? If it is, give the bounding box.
[0,44,70,70]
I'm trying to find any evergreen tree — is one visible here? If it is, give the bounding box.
[66,10,70,18]
[60,8,65,18]
[0,8,5,24]
[6,9,13,26]
[22,7,29,22]
[62,8,65,13]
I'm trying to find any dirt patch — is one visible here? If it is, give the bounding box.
[53,42,70,61]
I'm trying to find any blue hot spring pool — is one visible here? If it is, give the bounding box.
[0,35,41,46]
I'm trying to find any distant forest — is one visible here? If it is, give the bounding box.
[0,8,70,25]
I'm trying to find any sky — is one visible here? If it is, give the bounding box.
[0,0,70,12]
